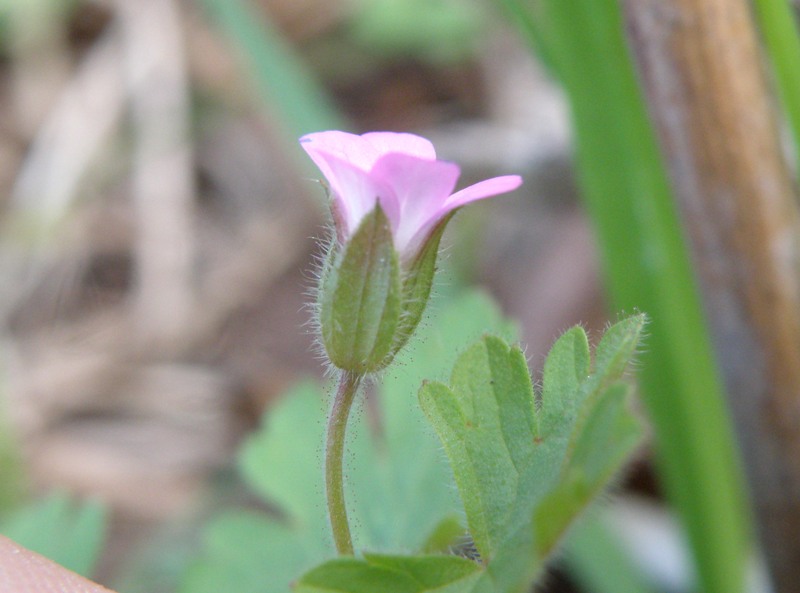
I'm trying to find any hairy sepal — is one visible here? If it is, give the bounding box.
[319,205,402,374]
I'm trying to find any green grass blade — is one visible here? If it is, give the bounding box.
[197,0,346,141]
[500,2,753,593]
[753,0,800,167]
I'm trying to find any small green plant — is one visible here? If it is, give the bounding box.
[298,316,644,592]
[181,131,645,592]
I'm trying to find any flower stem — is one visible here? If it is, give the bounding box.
[325,370,362,555]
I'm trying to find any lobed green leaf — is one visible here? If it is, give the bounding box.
[190,305,644,593]
[419,316,645,591]
[419,336,538,561]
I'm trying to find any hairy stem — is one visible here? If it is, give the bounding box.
[325,371,362,555]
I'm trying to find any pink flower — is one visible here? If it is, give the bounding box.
[300,131,522,259]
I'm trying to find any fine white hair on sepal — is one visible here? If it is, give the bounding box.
[303,222,340,377]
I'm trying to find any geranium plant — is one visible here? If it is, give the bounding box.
[181,131,646,593]
[301,130,522,558]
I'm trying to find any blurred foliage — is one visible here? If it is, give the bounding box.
[350,0,487,64]
[566,516,656,593]
[500,1,752,593]
[0,396,26,515]
[753,0,800,168]
[113,526,198,593]
[0,0,78,51]
[180,292,514,593]
[1,382,107,580]
[181,293,646,593]
[198,0,345,153]
[0,491,106,577]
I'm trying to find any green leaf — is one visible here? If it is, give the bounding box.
[567,384,642,486]
[296,554,482,593]
[0,491,106,577]
[542,326,590,404]
[420,516,465,554]
[239,382,327,526]
[419,317,645,591]
[179,511,314,593]
[540,325,590,437]
[535,385,642,557]
[419,337,538,561]
[181,291,514,593]
[592,315,645,389]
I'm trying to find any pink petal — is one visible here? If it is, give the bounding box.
[403,174,523,258]
[310,151,392,238]
[361,132,437,160]
[444,175,523,210]
[300,131,522,257]
[300,131,382,173]
[371,153,460,254]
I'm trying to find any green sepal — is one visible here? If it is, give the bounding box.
[387,213,454,364]
[319,204,402,374]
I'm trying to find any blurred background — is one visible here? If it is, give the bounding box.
[0,0,607,588]
[0,0,792,592]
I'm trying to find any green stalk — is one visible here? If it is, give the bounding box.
[197,0,345,141]
[500,2,752,592]
[325,371,362,555]
[752,0,800,168]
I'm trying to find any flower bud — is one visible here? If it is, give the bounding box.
[318,204,402,374]
[318,205,453,374]
[303,130,523,375]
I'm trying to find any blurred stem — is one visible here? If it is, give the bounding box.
[7,25,123,249]
[118,0,196,343]
[325,371,362,556]
[8,0,71,137]
[752,0,800,166]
